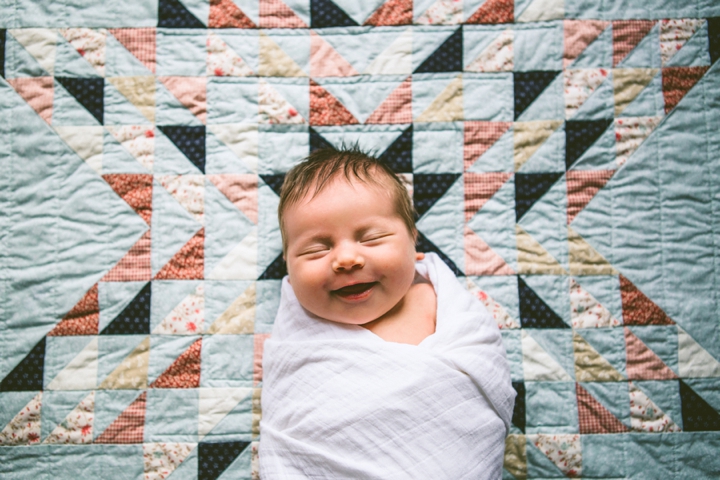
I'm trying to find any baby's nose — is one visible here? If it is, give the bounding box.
[332,244,364,271]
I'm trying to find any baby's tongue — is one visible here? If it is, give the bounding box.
[335,282,374,295]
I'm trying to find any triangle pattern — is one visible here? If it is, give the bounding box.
[612,20,656,67]
[105,125,155,172]
[467,278,520,328]
[60,28,106,77]
[613,68,658,116]
[464,172,512,221]
[206,32,254,77]
[311,0,359,28]
[107,76,155,123]
[98,337,150,389]
[629,381,681,432]
[576,383,629,434]
[310,32,358,77]
[102,230,152,282]
[563,20,609,67]
[46,337,98,391]
[150,338,202,388]
[207,226,258,281]
[155,228,205,280]
[518,276,568,328]
[158,0,205,28]
[364,0,412,26]
[566,170,614,224]
[309,79,359,126]
[416,0,462,25]
[513,120,563,171]
[416,231,463,276]
[504,434,528,479]
[659,19,704,66]
[377,125,412,173]
[260,0,308,28]
[365,76,412,124]
[55,76,104,124]
[158,126,206,173]
[198,441,251,479]
[464,226,515,276]
[109,28,156,74]
[158,76,207,124]
[143,442,196,479]
[0,338,46,392]
[103,174,153,225]
[207,174,258,224]
[258,33,307,77]
[207,283,256,334]
[363,29,412,75]
[522,331,573,381]
[511,382,526,433]
[570,278,621,328]
[514,172,563,222]
[513,71,560,120]
[679,380,720,431]
[154,283,205,335]
[209,0,257,28]
[528,434,582,477]
[43,391,95,444]
[413,173,461,218]
[625,327,678,380]
[7,28,56,76]
[516,224,566,275]
[259,174,285,197]
[464,121,512,171]
[565,119,613,170]
[7,77,54,124]
[466,0,514,24]
[94,391,147,443]
[199,388,252,439]
[101,282,152,335]
[415,74,464,122]
[662,66,709,114]
[309,127,334,152]
[259,80,305,124]
[415,27,463,73]
[0,392,42,445]
[54,126,104,173]
[709,17,720,65]
[48,284,99,336]
[614,116,661,167]
[567,226,617,275]
[678,327,720,378]
[258,252,288,280]
[573,332,625,382]
[465,29,514,73]
[619,275,674,325]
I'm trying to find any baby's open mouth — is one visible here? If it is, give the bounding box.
[332,282,377,297]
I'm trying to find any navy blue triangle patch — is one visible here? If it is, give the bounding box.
[260,174,286,197]
[709,17,720,65]
[513,71,560,119]
[311,0,359,28]
[198,441,250,480]
[158,126,206,173]
[0,30,5,78]
[514,172,563,222]
[416,231,463,276]
[101,282,151,335]
[55,77,104,124]
[680,379,720,431]
[413,173,460,218]
[158,0,206,28]
[0,337,46,392]
[565,119,612,170]
[378,126,413,173]
[259,252,288,280]
[518,276,568,328]
[512,381,526,433]
[309,127,334,153]
[415,27,463,73]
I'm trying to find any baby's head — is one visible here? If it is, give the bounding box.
[278,146,421,325]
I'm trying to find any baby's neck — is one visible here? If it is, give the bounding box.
[361,278,437,346]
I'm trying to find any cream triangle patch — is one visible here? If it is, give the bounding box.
[46,337,99,391]
[99,336,150,389]
[522,330,573,381]
[43,391,95,444]
[363,29,412,75]
[258,32,306,77]
[513,120,563,172]
[206,282,256,334]
[678,327,720,377]
[0,392,42,445]
[568,226,617,275]
[198,387,253,439]
[516,224,566,275]
[415,75,463,123]
[9,28,57,75]
[573,331,625,381]
[107,76,156,123]
[54,126,104,173]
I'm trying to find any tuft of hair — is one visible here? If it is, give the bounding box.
[278,145,416,252]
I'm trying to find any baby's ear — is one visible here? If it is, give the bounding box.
[415,252,425,261]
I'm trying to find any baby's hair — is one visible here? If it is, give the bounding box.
[278,145,416,253]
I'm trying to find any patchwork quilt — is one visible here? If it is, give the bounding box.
[1,0,720,478]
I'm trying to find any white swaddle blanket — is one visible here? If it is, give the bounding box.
[259,253,515,479]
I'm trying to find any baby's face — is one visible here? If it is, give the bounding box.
[283,174,419,325]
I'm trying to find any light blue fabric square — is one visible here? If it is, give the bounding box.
[412,122,463,174]
[500,329,523,382]
[145,388,199,442]
[156,29,207,77]
[93,389,145,442]
[201,334,254,387]
[147,335,199,384]
[467,127,514,173]
[581,433,628,478]
[149,280,201,332]
[205,280,256,332]
[463,73,514,121]
[255,279,282,334]
[629,326,679,375]
[207,78,258,124]
[467,176,517,271]
[258,125,309,174]
[525,381,579,433]
[205,180,255,275]
[625,433,678,478]
[577,327,627,377]
[514,23,563,72]
[97,335,148,383]
[203,391,253,442]
[571,26,613,69]
[44,336,98,389]
[527,328,575,380]
[40,389,91,440]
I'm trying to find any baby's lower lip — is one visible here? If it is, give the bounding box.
[332,282,377,300]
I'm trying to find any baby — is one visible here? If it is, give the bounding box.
[260,146,515,479]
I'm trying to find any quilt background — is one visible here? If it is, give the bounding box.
[2,0,720,478]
